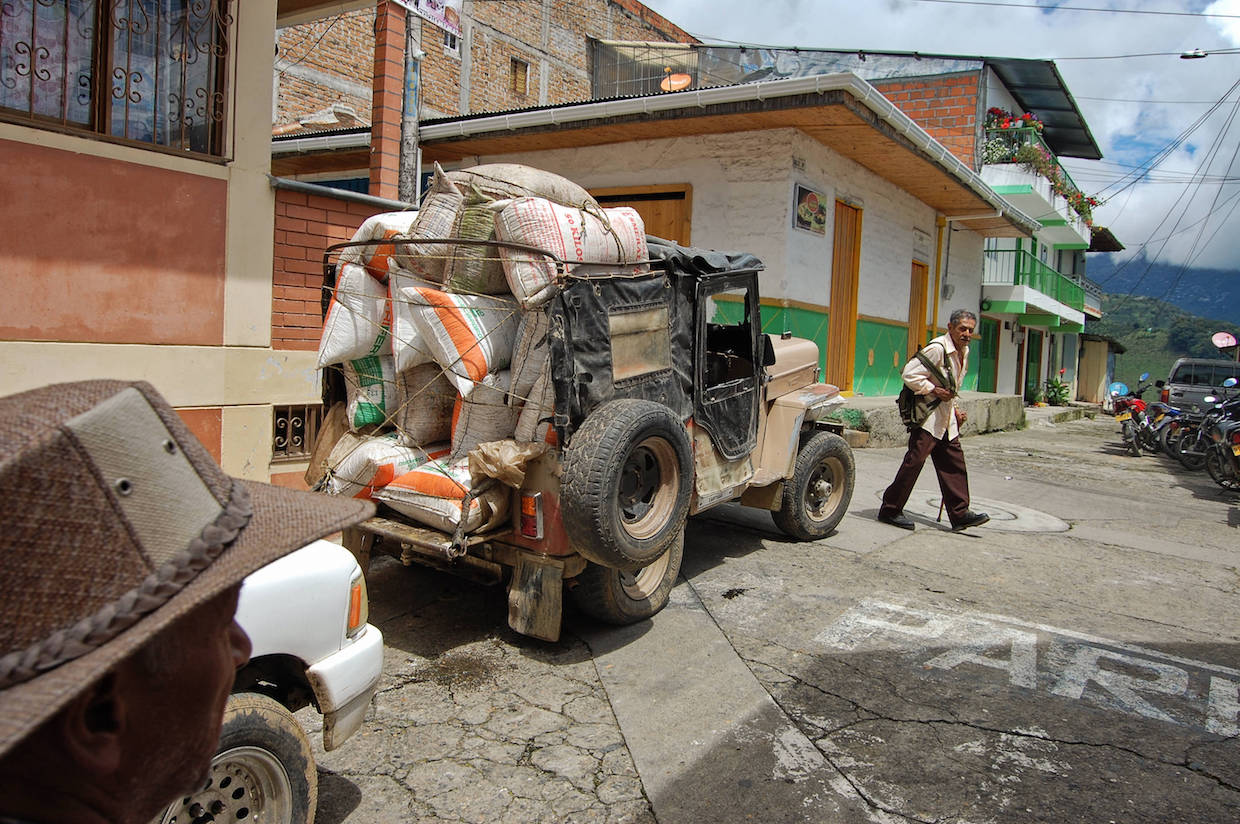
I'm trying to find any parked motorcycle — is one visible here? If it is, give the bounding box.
[1176,378,1240,472]
[1202,378,1240,490]
[1110,373,1154,457]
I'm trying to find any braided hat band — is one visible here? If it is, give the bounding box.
[0,479,253,690]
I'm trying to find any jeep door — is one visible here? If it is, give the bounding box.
[695,273,761,460]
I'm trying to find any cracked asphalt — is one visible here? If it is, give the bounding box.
[304,416,1240,823]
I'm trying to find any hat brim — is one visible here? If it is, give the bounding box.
[0,481,373,759]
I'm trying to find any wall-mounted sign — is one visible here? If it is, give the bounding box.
[393,0,463,37]
[793,184,827,236]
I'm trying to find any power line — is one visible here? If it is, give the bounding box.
[907,0,1240,19]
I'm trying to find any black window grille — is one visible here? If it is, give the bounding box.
[273,403,322,463]
[0,0,232,156]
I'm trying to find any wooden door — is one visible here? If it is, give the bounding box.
[908,260,928,356]
[826,201,862,390]
[590,185,692,245]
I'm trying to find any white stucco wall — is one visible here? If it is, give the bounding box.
[937,223,984,330]
[456,127,949,326]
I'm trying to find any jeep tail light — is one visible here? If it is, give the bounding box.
[520,492,544,539]
[1160,387,1169,404]
[347,568,368,638]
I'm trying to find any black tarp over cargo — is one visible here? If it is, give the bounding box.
[548,236,765,455]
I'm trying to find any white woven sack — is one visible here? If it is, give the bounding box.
[494,199,649,309]
[508,310,550,408]
[387,269,440,373]
[318,263,391,368]
[446,163,596,209]
[394,284,519,396]
[343,354,399,431]
[340,211,420,282]
[450,371,517,457]
[394,364,456,446]
[515,369,556,445]
[325,431,448,500]
[391,163,464,283]
[375,456,509,533]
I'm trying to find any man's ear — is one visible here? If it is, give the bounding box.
[59,673,126,775]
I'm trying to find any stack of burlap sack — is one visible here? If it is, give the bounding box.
[313,163,649,534]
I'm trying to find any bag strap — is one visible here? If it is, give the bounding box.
[912,341,954,392]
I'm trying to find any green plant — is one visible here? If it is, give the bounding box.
[1044,368,1070,406]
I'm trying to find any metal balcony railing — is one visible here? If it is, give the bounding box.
[981,127,1092,225]
[982,249,1085,312]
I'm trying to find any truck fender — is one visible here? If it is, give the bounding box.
[755,384,845,481]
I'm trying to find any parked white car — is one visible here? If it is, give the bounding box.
[156,540,383,824]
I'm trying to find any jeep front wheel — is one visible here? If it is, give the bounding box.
[561,399,692,570]
[772,432,855,540]
[568,528,683,625]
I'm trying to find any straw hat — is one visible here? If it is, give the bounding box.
[0,380,373,758]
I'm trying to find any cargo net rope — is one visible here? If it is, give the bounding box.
[310,168,652,545]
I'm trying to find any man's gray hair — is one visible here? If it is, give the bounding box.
[949,309,977,327]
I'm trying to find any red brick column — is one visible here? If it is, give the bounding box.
[370,1,406,200]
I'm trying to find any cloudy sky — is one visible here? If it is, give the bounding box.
[643,0,1240,280]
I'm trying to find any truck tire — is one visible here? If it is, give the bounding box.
[561,399,692,571]
[158,693,317,824]
[568,528,683,625]
[772,432,855,540]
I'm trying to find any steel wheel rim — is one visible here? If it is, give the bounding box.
[161,745,294,824]
[617,437,678,540]
[804,456,845,523]
[619,550,672,600]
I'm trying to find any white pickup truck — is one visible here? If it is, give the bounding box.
[156,540,384,824]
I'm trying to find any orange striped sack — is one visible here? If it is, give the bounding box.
[376,456,510,533]
[318,262,392,368]
[325,432,449,500]
[395,285,518,395]
[340,211,420,282]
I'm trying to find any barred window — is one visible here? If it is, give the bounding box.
[273,403,322,463]
[0,0,232,156]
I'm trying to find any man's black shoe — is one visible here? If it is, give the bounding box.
[877,512,915,530]
[951,511,990,532]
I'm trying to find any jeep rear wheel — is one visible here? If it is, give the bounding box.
[772,432,855,540]
[568,528,683,625]
[561,399,692,571]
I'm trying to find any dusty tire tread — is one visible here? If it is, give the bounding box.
[561,399,692,570]
[772,431,855,541]
[568,530,683,625]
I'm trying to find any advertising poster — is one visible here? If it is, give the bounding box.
[793,184,827,235]
[395,0,463,37]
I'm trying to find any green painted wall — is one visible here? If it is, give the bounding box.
[853,318,907,397]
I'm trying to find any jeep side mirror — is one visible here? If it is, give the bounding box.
[762,334,777,367]
[1155,380,1165,388]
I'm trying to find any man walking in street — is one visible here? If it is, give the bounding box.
[878,309,989,532]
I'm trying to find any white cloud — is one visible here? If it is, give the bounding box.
[644,0,1240,272]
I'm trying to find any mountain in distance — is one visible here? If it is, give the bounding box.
[1086,290,1239,389]
[1087,254,1240,326]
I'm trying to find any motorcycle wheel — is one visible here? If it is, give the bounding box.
[1159,425,1181,457]
[1122,421,1141,457]
[1204,445,1240,490]
[1138,426,1160,454]
[1177,429,1207,471]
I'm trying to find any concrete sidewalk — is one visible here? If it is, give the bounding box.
[829,392,1098,448]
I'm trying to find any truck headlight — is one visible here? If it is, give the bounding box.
[347,568,369,639]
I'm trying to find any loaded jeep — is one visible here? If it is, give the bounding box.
[323,236,855,642]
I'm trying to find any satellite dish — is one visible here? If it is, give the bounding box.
[659,72,692,92]
[1212,331,1238,349]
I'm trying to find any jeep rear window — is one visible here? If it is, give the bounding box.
[609,305,671,382]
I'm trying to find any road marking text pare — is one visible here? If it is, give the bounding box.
[815,600,1238,736]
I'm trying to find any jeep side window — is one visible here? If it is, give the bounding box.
[704,287,755,388]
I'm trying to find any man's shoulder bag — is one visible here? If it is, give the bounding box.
[896,341,955,432]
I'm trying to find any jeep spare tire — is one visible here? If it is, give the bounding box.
[561,399,692,570]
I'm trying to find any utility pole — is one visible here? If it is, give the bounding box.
[399,11,423,204]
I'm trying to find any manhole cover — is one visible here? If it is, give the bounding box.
[884,494,1070,533]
